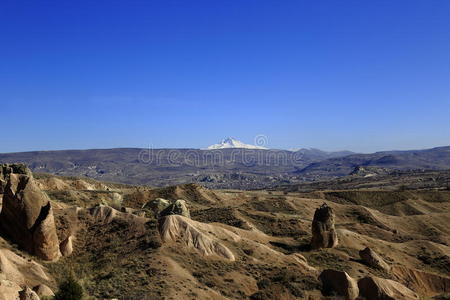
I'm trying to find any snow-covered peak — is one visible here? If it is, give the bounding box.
[206,138,268,150]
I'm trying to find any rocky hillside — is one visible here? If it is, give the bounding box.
[278,169,450,192]
[0,163,449,299]
[296,146,450,179]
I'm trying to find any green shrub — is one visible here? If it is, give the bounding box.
[54,277,83,300]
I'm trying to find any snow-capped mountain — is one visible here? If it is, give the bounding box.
[206,138,268,150]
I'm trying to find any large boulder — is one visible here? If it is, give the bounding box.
[358,276,419,300]
[59,235,74,257]
[0,166,60,261]
[311,203,338,249]
[359,247,390,272]
[319,269,359,300]
[160,199,190,219]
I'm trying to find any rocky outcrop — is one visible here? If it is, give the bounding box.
[19,287,40,300]
[60,235,74,257]
[160,199,190,219]
[88,205,119,223]
[0,248,51,286]
[359,247,390,272]
[0,164,32,177]
[0,178,5,194]
[0,165,60,261]
[32,203,61,261]
[86,205,148,238]
[0,249,49,300]
[311,203,338,249]
[1,164,30,194]
[0,280,22,300]
[33,284,54,298]
[358,276,419,300]
[142,198,171,218]
[159,215,236,261]
[319,269,359,300]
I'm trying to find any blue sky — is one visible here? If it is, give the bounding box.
[1,0,449,153]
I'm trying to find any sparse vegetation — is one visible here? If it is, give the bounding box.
[54,277,83,300]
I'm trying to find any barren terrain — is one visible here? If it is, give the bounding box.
[1,165,449,299]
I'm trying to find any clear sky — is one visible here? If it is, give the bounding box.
[1,0,449,153]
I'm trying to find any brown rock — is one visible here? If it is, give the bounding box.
[359,247,390,272]
[60,235,74,257]
[159,215,236,261]
[142,198,171,218]
[19,287,40,300]
[33,284,54,297]
[0,248,51,287]
[160,199,190,219]
[319,269,359,300]
[311,203,338,249]
[0,279,22,300]
[358,276,419,300]
[88,205,118,223]
[32,203,61,261]
[0,164,32,178]
[0,178,5,194]
[0,166,60,261]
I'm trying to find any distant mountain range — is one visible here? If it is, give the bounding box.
[0,145,449,189]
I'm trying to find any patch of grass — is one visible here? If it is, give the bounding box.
[47,216,166,299]
[252,267,320,299]
[241,211,308,237]
[304,250,351,272]
[418,254,450,276]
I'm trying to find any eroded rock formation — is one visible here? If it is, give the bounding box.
[19,287,40,300]
[360,247,391,272]
[311,203,338,249]
[160,199,190,218]
[358,276,419,300]
[60,235,74,257]
[159,215,236,261]
[0,164,60,261]
[142,198,171,218]
[319,269,359,300]
[0,280,22,300]
[33,284,54,298]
